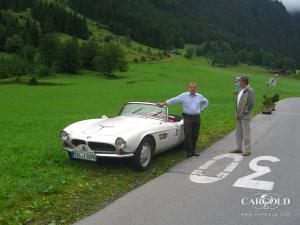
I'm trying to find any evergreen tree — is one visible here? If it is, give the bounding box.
[282,57,296,72]
[21,44,37,63]
[210,42,237,67]
[40,34,59,67]
[57,38,80,73]
[261,51,276,67]
[42,15,55,34]
[4,34,24,53]
[80,38,98,69]
[0,24,7,49]
[173,37,185,49]
[185,47,194,59]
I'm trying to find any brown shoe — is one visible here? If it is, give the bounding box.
[243,151,252,156]
[230,149,242,154]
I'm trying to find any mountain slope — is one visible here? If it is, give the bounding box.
[1,0,299,68]
[0,0,157,62]
[292,12,300,23]
[68,0,300,65]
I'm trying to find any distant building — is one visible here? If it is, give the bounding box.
[270,69,287,76]
[169,49,181,55]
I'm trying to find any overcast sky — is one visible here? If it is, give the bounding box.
[281,0,300,12]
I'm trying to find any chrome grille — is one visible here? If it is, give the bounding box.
[88,142,116,152]
[71,139,86,146]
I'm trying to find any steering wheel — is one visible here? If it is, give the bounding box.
[147,111,165,120]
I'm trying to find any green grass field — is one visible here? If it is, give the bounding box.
[1,56,300,224]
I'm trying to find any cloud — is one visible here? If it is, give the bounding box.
[280,0,300,12]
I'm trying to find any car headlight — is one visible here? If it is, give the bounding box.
[60,131,69,141]
[115,137,126,150]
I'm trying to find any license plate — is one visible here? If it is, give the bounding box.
[72,144,97,161]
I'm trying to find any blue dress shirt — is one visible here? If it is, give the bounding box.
[166,92,209,115]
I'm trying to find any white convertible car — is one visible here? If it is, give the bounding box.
[60,102,185,170]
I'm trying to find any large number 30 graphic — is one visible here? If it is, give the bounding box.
[189,154,280,191]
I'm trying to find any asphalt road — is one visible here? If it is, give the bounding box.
[74,98,300,225]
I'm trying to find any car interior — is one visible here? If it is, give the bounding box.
[168,115,183,122]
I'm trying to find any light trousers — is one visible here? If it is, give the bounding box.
[235,119,251,151]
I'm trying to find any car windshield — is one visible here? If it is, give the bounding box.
[119,103,168,121]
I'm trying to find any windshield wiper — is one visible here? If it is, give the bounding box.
[130,108,143,114]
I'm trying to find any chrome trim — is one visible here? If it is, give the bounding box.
[62,146,134,158]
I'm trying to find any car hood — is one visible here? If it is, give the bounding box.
[78,116,161,136]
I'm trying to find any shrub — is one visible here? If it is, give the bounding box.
[272,94,280,103]
[185,47,194,59]
[28,77,38,85]
[33,64,54,77]
[140,56,146,62]
[163,51,170,57]
[263,95,273,106]
[94,42,128,76]
[146,48,152,56]
[157,51,164,59]
[0,55,27,78]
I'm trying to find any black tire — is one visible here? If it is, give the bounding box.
[131,136,154,171]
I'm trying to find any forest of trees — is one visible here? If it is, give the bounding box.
[0,0,128,82]
[0,0,89,39]
[184,41,297,72]
[0,0,300,82]
[0,32,128,81]
[69,0,300,69]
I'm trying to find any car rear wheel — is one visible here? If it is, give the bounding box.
[131,137,154,171]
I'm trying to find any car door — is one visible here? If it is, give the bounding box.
[171,121,184,145]
[155,121,184,153]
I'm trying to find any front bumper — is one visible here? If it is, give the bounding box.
[62,145,134,158]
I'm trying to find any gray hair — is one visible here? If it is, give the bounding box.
[188,81,197,87]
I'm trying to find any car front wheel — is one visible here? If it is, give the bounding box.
[131,137,154,171]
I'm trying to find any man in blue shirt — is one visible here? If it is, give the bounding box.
[157,82,209,157]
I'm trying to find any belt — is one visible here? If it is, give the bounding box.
[182,113,200,117]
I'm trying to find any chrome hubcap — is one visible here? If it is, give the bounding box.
[140,143,151,167]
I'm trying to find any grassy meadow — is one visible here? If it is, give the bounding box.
[1,56,300,224]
